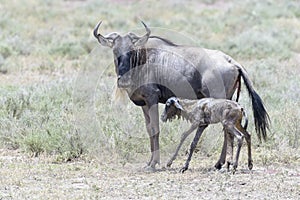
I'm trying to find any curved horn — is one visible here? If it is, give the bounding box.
[141,21,151,37]
[93,21,102,39]
[131,21,151,46]
[93,21,117,48]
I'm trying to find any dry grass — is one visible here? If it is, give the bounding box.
[0,1,299,198]
[0,149,299,199]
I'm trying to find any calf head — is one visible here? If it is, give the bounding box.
[93,21,150,88]
[161,97,184,122]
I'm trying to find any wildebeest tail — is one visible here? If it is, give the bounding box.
[238,66,270,142]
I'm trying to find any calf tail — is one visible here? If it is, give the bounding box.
[238,66,270,142]
[242,108,248,131]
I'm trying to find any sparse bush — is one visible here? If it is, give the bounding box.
[50,42,87,59]
[0,81,84,161]
[0,44,12,59]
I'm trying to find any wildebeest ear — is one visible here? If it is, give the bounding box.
[97,35,113,47]
[133,35,149,47]
[128,32,140,43]
[97,32,119,48]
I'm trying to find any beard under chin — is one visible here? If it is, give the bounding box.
[117,78,131,88]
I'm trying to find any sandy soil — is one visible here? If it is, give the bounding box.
[0,149,299,200]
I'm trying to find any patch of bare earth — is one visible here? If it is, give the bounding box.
[0,149,299,200]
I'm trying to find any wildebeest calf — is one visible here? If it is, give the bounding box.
[161,97,252,173]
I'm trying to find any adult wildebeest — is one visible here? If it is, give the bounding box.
[93,21,270,171]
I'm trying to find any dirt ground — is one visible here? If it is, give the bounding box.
[0,149,299,200]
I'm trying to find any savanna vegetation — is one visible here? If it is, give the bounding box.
[0,0,299,198]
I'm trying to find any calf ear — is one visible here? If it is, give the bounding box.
[174,101,184,110]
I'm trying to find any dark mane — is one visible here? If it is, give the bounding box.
[149,36,178,46]
[131,48,147,68]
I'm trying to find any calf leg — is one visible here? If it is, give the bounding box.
[180,125,208,173]
[226,125,244,173]
[215,129,229,170]
[225,131,234,171]
[236,123,253,170]
[245,132,253,170]
[233,130,243,173]
[167,124,198,167]
[242,129,253,170]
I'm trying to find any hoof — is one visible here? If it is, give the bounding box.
[248,161,253,170]
[215,162,223,170]
[218,168,228,173]
[143,165,157,173]
[166,161,173,168]
[232,163,238,174]
[232,168,237,174]
[226,162,231,172]
[179,166,188,173]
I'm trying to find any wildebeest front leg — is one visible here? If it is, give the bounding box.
[180,125,208,173]
[167,123,198,167]
[142,104,160,170]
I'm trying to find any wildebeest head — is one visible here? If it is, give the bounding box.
[161,97,184,122]
[93,21,150,88]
